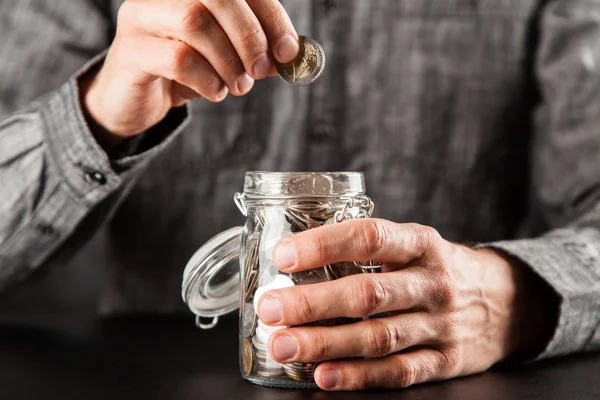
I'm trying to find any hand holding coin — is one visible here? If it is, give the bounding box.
[80,0,301,149]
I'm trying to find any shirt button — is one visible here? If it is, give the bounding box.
[84,170,107,185]
[36,223,56,236]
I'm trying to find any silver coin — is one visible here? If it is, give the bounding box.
[276,35,326,86]
[242,303,257,338]
[252,333,268,351]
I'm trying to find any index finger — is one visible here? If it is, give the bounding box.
[272,219,441,272]
[247,0,299,63]
[201,0,269,77]
[257,268,431,325]
[202,0,297,79]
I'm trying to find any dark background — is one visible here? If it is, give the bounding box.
[0,230,107,317]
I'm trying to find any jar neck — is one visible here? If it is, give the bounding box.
[235,194,374,223]
[241,194,370,207]
[243,172,366,197]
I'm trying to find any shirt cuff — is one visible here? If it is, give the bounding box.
[40,52,191,206]
[481,228,600,360]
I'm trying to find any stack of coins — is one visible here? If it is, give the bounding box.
[252,331,283,377]
[242,237,260,304]
[283,363,318,381]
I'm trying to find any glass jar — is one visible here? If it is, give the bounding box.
[181,172,380,389]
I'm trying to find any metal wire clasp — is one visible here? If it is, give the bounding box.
[196,315,219,330]
[234,192,248,217]
[333,196,374,222]
[333,196,382,271]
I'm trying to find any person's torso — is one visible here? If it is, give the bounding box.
[4,0,547,315]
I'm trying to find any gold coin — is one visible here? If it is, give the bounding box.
[242,338,254,375]
[276,35,326,86]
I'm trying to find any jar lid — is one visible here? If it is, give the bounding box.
[181,226,243,327]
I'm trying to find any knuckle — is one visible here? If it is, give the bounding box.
[353,367,375,390]
[224,54,239,70]
[223,55,245,80]
[358,219,387,258]
[396,359,417,388]
[261,6,288,29]
[295,291,315,323]
[407,224,441,255]
[239,26,264,48]
[433,270,457,308]
[168,42,192,77]
[304,235,327,268]
[179,2,212,34]
[422,224,442,241]
[302,331,330,361]
[204,73,222,92]
[440,345,461,374]
[367,320,397,357]
[404,274,423,304]
[261,7,291,41]
[438,315,460,341]
[351,278,388,317]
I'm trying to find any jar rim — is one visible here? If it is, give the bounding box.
[243,171,366,197]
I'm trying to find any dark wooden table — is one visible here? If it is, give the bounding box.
[0,312,598,400]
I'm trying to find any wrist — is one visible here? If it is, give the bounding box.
[476,247,559,361]
[78,66,130,155]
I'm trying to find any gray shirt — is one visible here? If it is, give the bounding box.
[0,0,599,360]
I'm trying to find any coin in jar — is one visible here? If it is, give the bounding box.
[242,338,254,375]
[275,35,326,86]
[283,362,317,382]
[242,303,258,338]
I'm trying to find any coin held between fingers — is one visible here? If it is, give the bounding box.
[275,35,326,86]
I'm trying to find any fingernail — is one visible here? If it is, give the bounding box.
[321,369,340,389]
[259,296,282,324]
[215,86,228,102]
[236,73,254,94]
[276,34,300,62]
[252,53,272,78]
[272,334,298,361]
[273,242,296,270]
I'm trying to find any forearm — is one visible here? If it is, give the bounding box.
[0,66,191,290]
[483,225,600,359]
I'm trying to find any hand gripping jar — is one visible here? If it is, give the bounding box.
[181,172,380,389]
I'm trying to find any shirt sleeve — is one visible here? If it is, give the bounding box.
[482,0,600,359]
[0,1,191,289]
